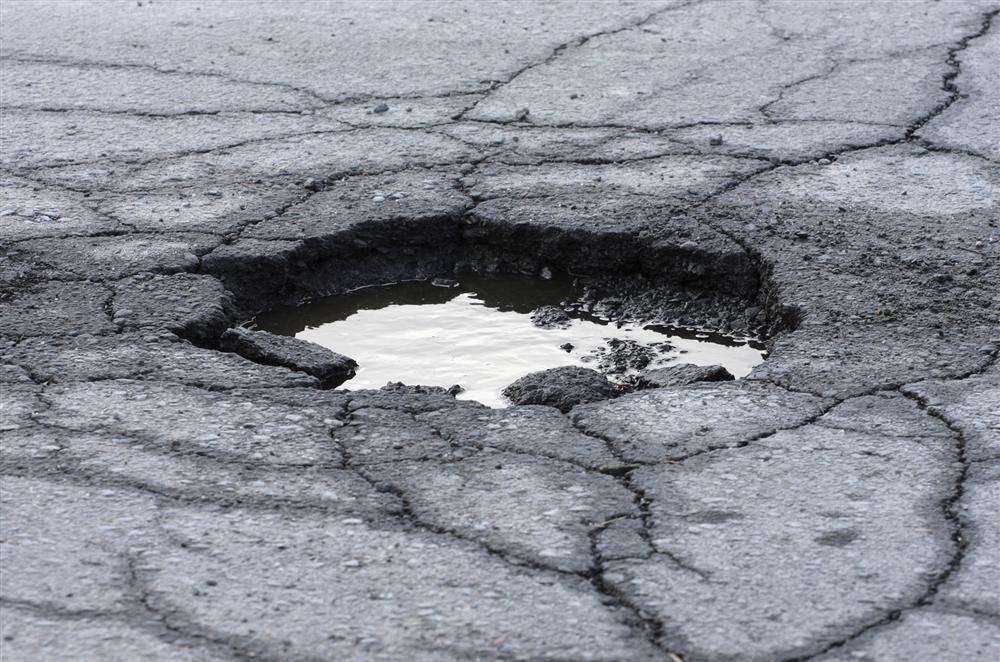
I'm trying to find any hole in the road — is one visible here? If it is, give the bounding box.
[255,273,767,407]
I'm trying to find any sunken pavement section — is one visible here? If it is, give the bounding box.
[1,1,999,660]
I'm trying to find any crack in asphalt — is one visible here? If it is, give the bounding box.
[757,41,956,121]
[781,387,972,662]
[3,344,995,660]
[2,104,313,118]
[334,403,595,580]
[455,1,703,123]
[906,7,1000,139]
[329,400,695,659]
[124,551,269,662]
[3,2,999,660]
[560,357,999,661]
[0,53,332,108]
[7,126,359,173]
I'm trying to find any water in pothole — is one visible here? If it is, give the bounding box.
[255,274,766,407]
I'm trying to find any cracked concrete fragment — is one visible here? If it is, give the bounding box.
[38,380,342,466]
[112,273,235,343]
[1,607,228,661]
[817,608,1000,661]
[0,477,158,612]
[572,381,829,463]
[141,506,659,660]
[0,281,116,339]
[220,327,356,387]
[363,449,636,574]
[605,422,958,660]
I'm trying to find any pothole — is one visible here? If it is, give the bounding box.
[255,273,767,407]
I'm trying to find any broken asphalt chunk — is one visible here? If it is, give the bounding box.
[220,327,357,387]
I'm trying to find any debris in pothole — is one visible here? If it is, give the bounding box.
[255,275,766,407]
[379,382,464,397]
[220,327,357,387]
[530,305,571,329]
[585,338,672,375]
[502,365,619,412]
[580,278,771,337]
[630,363,735,389]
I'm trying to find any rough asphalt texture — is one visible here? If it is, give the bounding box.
[1,1,999,660]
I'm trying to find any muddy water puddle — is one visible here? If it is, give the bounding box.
[256,275,766,407]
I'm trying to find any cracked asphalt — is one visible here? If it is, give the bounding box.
[1,1,999,660]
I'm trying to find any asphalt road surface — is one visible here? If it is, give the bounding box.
[1,1,998,660]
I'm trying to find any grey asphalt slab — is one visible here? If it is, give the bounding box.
[2,1,999,660]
